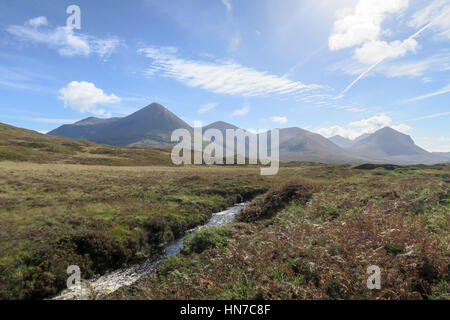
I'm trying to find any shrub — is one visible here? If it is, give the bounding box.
[238,179,321,222]
[371,170,392,176]
[182,227,232,254]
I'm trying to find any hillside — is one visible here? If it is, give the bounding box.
[0,122,173,166]
[433,152,450,159]
[49,103,192,148]
[277,128,366,164]
[348,127,448,165]
[329,135,354,148]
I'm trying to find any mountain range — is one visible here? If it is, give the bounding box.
[48,103,449,165]
[49,103,191,148]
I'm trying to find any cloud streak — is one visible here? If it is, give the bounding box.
[7,17,121,58]
[221,0,232,13]
[232,105,250,116]
[139,46,321,98]
[405,111,450,122]
[402,84,450,103]
[198,102,218,114]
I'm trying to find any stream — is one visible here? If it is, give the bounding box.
[52,203,246,300]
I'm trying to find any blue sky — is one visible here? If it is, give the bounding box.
[0,0,449,151]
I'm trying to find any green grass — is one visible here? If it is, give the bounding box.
[110,164,450,300]
[0,161,321,299]
[0,122,173,166]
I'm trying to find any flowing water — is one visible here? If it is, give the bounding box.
[53,203,246,300]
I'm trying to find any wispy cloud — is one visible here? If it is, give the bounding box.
[6,17,122,58]
[0,114,79,125]
[271,116,288,124]
[405,111,450,122]
[59,81,121,116]
[32,118,78,124]
[334,49,450,78]
[221,0,232,13]
[232,105,249,116]
[0,66,50,91]
[139,46,321,98]
[198,102,218,114]
[410,0,450,40]
[402,84,450,103]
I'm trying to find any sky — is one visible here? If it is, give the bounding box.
[0,0,449,151]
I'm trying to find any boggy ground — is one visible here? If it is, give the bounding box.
[0,161,330,299]
[110,164,449,300]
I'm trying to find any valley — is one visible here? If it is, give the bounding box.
[0,108,448,300]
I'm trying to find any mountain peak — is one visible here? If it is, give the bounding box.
[329,135,354,148]
[77,116,98,122]
[142,102,166,111]
[204,121,240,131]
[377,126,402,134]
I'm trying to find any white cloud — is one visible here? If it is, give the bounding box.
[338,105,367,113]
[329,0,409,51]
[410,0,450,40]
[353,38,418,65]
[385,60,430,77]
[198,102,218,114]
[402,84,450,103]
[391,123,413,132]
[221,0,232,13]
[26,16,48,28]
[59,81,121,116]
[271,116,288,124]
[327,0,439,95]
[315,114,411,139]
[7,17,121,58]
[349,114,394,131]
[232,105,249,116]
[139,46,321,97]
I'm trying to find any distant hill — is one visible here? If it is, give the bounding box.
[353,133,371,143]
[49,103,191,148]
[433,152,450,159]
[201,125,365,164]
[203,121,239,135]
[348,127,448,165]
[277,128,365,164]
[329,135,354,148]
[328,133,371,148]
[46,103,449,165]
[0,122,172,166]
